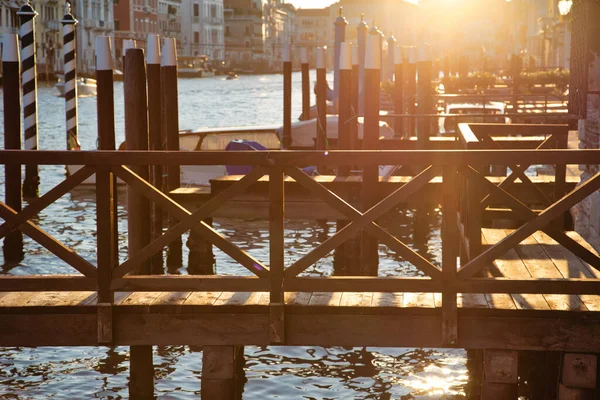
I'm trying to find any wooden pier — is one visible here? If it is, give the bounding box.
[2,144,600,398]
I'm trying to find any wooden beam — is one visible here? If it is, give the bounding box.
[284,277,442,292]
[110,276,269,292]
[0,276,97,291]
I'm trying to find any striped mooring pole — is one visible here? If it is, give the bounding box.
[62,3,80,151]
[18,1,39,198]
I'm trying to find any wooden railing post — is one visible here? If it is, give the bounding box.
[2,33,24,263]
[124,47,154,399]
[442,166,458,346]
[417,44,433,150]
[161,38,183,268]
[96,165,115,345]
[269,166,285,344]
[394,44,403,138]
[405,47,417,138]
[351,44,359,150]
[554,129,569,229]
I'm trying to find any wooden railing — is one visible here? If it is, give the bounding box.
[1,149,600,346]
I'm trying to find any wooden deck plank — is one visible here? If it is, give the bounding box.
[513,232,586,311]
[339,292,373,307]
[184,291,222,306]
[403,292,435,308]
[309,292,342,306]
[121,291,163,306]
[0,292,45,307]
[459,293,490,308]
[481,233,518,310]
[371,292,404,307]
[533,231,600,312]
[564,231,600,278]
[52,291,97,306]
[482,229,551,311]
[113,292,132,305]
[213,292,235,306]
[284,292,312,306]
[25,292,65,307]
[152,291,192,305]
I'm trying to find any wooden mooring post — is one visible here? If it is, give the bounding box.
[300,47,310,121]
[333,42,360,276]
[161,38,183,269]
[351,44,359,149]
[315,46,327,156]
[394,44,403,137]
[2,33,24,264]
[356,14,367,115]
[282,43,292,148]
[405,46,417,138]
[361,33,380,275]
[146,33,164,274]
[417,44,433,149]
[124,47,155,399]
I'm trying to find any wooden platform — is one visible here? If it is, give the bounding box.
[2,229,600,351]
[171,173,579,220]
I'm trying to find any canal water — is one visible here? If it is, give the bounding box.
[0,72,468,398]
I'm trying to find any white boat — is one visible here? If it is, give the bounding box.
[438,101,510,136]
[67,117,396,187]
[177,55,216,78]
[55,77,97,97]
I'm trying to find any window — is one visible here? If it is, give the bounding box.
[114,19,120,30]
[245,25,250,35]
[211,4,216,18]
[193,3,199,17]
[225,26,230,36]
[194,31,199,44]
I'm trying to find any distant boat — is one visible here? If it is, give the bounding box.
[178,55,216,78]
[226,71,238,80]
[55,76,97,97]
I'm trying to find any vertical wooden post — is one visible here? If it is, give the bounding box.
[146,33,164,274]
[2,34,24,264]
[442,166,458,346]
[121,39,136,76]
[482,350,519,399]
[124,48,154,399]
[333,6,347,111]
[161,38,183,268]
[61,4,80,151]
[300,47,310,121]
[361,34,380,276]
[333,42,357,276]
[282,43,292,149]
[394,45,404,138]
[417,44,433,149]
[386,33,396,82]
[18,2,40,198]
[406,47,417,138]
[351,44,359,150]
[269,167,285,344]
[201,346,245,400]
[315,46,327,153]
[356,14,368,115]
[96,36,118,276]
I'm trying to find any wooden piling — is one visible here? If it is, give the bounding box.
[2,34,24,264]
[124,48,154,399]
[300,47,310,121]
[481,350,518,399]
[121,39,136,75]
[146,33,164,274]
[161,38,183,268]
[333,7,347,111]
[361,34,380,276]
[405,47,417,138]
[351,44,359,150]
[201,345,245,400]
[315,47,327,154]
[356,14,368,114]
[386,34,396,82]
[282,43,292,149]
[417,44,433,149]
[95,36,117,307]
[394,45,403,138]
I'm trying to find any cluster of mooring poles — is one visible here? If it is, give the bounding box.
[280,7,436,275]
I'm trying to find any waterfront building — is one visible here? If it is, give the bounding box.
[296,7,330,65]
[158,0,181,43]
[114,0,157,66]
[73,0,114,74]
[223,0,266,69]
[180,0,223,60]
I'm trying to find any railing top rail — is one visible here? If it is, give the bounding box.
[0,149,596,166]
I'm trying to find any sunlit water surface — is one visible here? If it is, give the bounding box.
[0,72,467,399]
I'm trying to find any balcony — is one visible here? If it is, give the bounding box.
[44,20,60,31]
[83,19,111,31]
[210,16,222,24]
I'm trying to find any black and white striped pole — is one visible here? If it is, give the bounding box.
[18,1,39,198]
[2,33,24,263]
[61,3,80,151]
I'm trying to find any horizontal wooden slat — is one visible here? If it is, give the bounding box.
[455,278,600,295]
[0,276,97,291]
[0,149,598,167]
[285,277,443,293]
[110,276,270,292]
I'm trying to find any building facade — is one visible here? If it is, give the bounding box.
[180,0,224,60]
[158,0,181,42]
[223,0,266,68]
[113,0,157,66]
[296,7,330,65]
[74,0,114,74]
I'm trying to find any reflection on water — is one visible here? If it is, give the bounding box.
[0,74,466,398]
